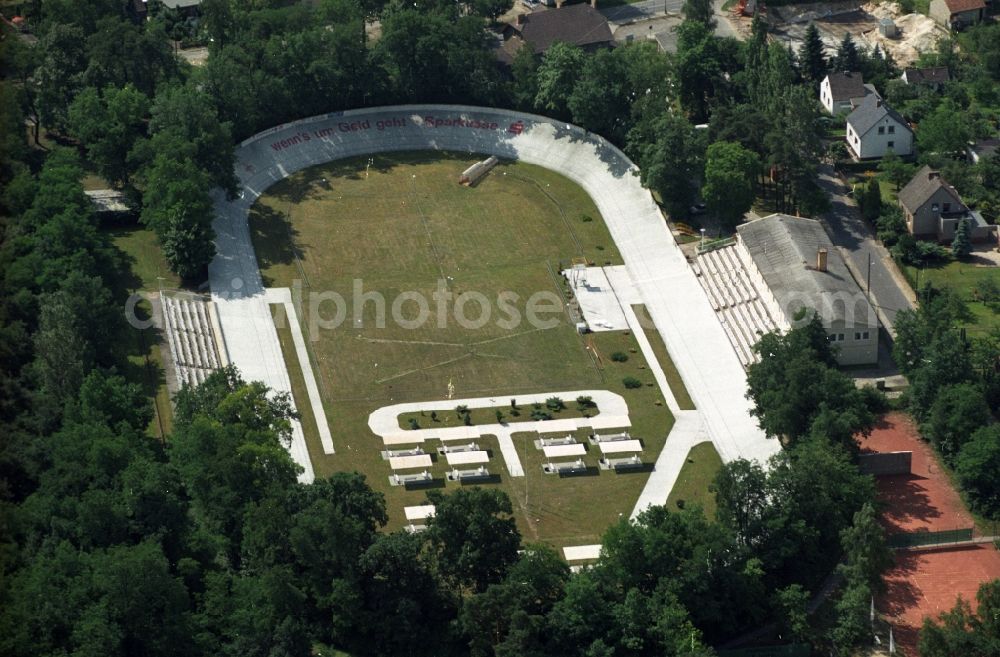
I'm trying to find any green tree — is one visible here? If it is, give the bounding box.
[878,149,915,190]
[798,23,828,85]
[568,49,630,143]
[682,0,715,28]
[922,382,991,460]
[920,580,1000,657]
[956,426,1000,518]
[838,502,892,591]
[712,458,769,549]
[908,331,974,420]
[628,111,705,219]
[918,100,972,156]
[861,176,882,223]
[425,488,521,593]
[702,141,760,228]
[746,315,876,448]
[68,85,150,187]
[509,44,539,112]
[952,217,972,258]
[674,21,723,122]
[830,581,872,653]
[534,42,586,119]
[834,32,861,72]
[772,584,810,643]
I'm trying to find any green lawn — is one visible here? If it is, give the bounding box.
[665,441,723,521]
[252,152,682,546]
[104,224,177,439]
[633,304,696,410]
[108,223,180,291]
[902,259,1000,337]
[398,399,599,431]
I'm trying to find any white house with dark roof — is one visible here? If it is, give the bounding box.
[819,72,879,115]
[845,95,913,159]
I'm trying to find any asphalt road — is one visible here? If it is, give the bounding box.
[816,163,916,333]
[600,0,684,24]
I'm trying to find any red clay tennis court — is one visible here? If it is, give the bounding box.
[860,413,1000,656]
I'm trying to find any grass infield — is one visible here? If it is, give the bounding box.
[251,151,684,545]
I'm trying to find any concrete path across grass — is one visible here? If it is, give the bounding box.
[630,410,708,519]
[368,389,631,478]
[209,105,780,485]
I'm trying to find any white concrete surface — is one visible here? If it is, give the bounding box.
[389,454,433,470]
[599,439,643,454]
[209,105,780,485]
[445,450,490,466]
[563,266,631,331]
[543,443,587,458]
[563,544,603,561]
[404,504,436,521]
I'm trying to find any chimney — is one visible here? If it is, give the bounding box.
[816,248,828,272]
[928,171,940,180]
[875,98,883,108]
[591,0,597,6]
[556,0,563,7]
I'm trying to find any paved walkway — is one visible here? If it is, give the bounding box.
[208,105,780,483]
[263,288,335,455]
[630,410,709,518]
[368,389,631,478]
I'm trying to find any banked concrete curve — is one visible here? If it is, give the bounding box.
[208,105,780,483]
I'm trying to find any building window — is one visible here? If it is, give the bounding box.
[855,331,870,340]
[932,203,939,212]
[863,331,869,340]
[888,125,895,134]
[878,126,885,135]
[943,202,951,212]
[887,141,894,149]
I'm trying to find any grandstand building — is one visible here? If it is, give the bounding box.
[693,214,878,368]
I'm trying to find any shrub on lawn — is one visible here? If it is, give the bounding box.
[408,418,419,430]
[622,376,642,389]
[611,351,629,363]
[576,395,595,410]
[546,397,565,411]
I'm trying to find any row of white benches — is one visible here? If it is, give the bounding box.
[694,246,781,368]
[162,295,222,384]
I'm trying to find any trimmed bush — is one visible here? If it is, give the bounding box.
[610,351,629,363]
[622,376,642,389]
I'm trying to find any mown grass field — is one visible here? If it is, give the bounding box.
[251,152,682,546]
[902,260,1000,337]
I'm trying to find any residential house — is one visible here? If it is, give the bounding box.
[132,0,202,21]
[929,0,986,30]
[819,72,879,115]
[898,165,994,242]
[900,66,951,89]
[845,95,913,159]
[496,3,613,66]
[967,137,1000,164]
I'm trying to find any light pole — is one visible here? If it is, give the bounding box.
[700,228,706,252]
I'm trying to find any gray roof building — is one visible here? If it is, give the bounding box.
[846,94,911,139]
[736,214,874,325]
[503,4,613,55]
[825,72,867,103]
[901,67,951,86]
[898,165,964,215]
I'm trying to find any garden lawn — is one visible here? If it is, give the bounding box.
[902,259,1000,337]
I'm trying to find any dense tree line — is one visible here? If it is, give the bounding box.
[893,285,1000,519]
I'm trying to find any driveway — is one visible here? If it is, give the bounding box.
[816,163,916,334]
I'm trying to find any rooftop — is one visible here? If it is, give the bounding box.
[903,67,951,84]
[825,72,867,101]
[737,214,874,325]
[897,165,964,214]
[940,0,986,13]
[513,4,613,54]
[846,94,910,138]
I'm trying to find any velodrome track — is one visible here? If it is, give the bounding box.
[208,105,780,484]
